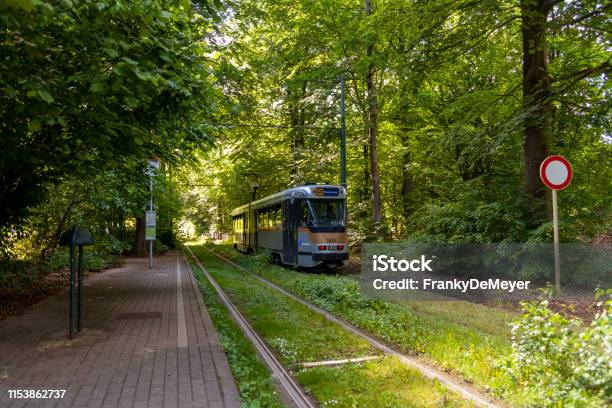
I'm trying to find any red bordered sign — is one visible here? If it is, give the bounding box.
[540,155,572,190]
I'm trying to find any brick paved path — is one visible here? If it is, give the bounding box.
[0,252,240,408]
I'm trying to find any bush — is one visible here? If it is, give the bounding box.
[503,293,611,406]
[42,247,121,272]
[93,233,131,255]
[153,240,170,254]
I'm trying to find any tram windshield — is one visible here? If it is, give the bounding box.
[305,199,345,227]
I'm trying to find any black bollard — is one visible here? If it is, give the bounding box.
[60,227,93,339]
[69,243,76,338]
[77,245,84,332]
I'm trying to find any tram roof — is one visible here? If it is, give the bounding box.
[231,184,346,216]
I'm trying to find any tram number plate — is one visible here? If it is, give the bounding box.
[327,245,337,250]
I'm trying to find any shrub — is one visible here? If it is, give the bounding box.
[93,233,130,255]
[503,293,611,406]
[153,240,170,254]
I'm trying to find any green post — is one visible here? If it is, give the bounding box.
[340,75,347,188]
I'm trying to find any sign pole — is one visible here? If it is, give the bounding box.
[552,189,561,294]
[146,158,160,270]
[540,155,572,296]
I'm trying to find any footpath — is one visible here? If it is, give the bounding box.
[0,252,240,408]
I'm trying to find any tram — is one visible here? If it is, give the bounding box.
[231,184,348,268]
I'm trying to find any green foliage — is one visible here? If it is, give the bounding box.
[503,298,611,406]
[297,358,472,408]
[153,240,170,254]
[0,0,219,227]
[94,233,131,256]
[191,244,473,407]
[0,235,124,299]
[209,244,532,405]
[189,257,284,407]
[189,245,375,364]
[0,260,35,295]
[185,0,610,244]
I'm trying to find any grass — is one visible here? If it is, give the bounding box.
[298,358,469,408]
[403,300,516,339]
[189,245,375,364]
[204,242,533,406]
[187,243,474,407]
[187,254,285,408]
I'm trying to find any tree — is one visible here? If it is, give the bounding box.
[520,0,555,200]
[179,0,610,244]
[0,0,219,229]
[364,0,383,235]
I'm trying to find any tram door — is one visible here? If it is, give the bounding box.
[282,199,299,264]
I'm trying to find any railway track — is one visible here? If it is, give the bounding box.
[183,245,316,408]
[197,245,501,408]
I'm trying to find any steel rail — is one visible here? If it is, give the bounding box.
[202,246,501,408]
[183,246,316,408]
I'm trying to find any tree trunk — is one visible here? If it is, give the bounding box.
[400,144,412,225]
[365,0,382,233]
[288,83,306,185]
[119,211,125,242]
[42,197,76,259]
[521,0,554,201]
[134,215,146,255]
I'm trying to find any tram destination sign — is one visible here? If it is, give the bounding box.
[314,187,339,196]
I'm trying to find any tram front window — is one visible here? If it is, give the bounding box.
[307,199,345,227]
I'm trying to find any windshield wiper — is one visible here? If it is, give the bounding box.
[306,200,318,225]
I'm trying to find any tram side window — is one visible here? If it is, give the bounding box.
[272,204,281,228]
[258,208,269,229]
[257,205,283,229]
[233,215,244,233]
[268,205,277,229]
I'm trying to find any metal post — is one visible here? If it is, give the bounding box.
[77,245,84,331]
[340,75,347,188]
[149,174,153,269]
[69,244,76,338]
[552,189,561,294]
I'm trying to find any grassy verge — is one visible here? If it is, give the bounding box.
[187,253,285,407]
[298,359,468,408]
[187,244,472,407]
[205,242,533,406]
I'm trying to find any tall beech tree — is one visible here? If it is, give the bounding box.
[521,0,554,200]
[365,0,383,233]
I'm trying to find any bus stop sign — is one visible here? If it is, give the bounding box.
[146,210,156,241]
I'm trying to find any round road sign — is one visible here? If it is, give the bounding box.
[540,155,572,190]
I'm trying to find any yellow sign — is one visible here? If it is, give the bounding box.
[314,187,324,196]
